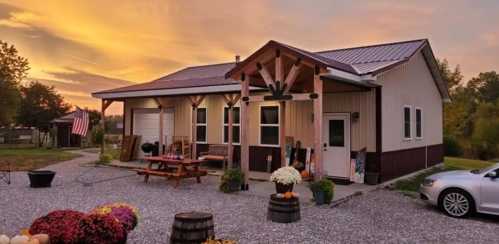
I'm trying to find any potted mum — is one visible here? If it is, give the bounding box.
[270,166,302,193]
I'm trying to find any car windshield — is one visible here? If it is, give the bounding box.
[470,164,498,174]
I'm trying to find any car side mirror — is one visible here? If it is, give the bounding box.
[486,171,498,179]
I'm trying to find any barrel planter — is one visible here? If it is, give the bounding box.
[28,170,56,188]
[170,212,215,244]
[267,194,300,223]
[275,183,294,194]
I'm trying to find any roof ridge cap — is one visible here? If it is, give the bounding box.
[315,39,428,54]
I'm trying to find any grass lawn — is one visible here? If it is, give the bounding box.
[0,148,80,171]
[394,157,495,193]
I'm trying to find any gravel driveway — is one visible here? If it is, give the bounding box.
[1,151,498,243]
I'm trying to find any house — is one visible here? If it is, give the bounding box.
[92,39,449,184]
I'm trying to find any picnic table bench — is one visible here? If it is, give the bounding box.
[137,156,207,187]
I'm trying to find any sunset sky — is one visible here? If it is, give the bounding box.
[1,0,498,114]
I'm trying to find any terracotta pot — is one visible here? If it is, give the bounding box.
[275,182,294,193]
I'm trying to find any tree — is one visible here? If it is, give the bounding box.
[0,40,29,126]
[467,71,499,103]
[437,59,463,93]
[16,81,71,131]
[471,101,499,160]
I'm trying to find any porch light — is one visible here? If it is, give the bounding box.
[352,112,360,122]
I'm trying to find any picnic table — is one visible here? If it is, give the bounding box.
[137,156,208,187]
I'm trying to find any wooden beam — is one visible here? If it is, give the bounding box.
[159,106,164,155]
[256,62,275,91]
[284,61,302,93]
[313,68,324,179]
[227,105,233,169]
[279,101,286,167]
[240,73,250,190]
[100,99,113,154]
[275,50,283,83]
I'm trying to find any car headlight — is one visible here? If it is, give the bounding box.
[422,178,435,187]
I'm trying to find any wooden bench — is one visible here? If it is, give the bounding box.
[199,144,228,168]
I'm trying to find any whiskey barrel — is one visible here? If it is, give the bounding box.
[267,194,300,223]
[170,212,215,244]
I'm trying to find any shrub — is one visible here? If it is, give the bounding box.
[91,203,139,232]
[309,179,335,204]
[77,214,127,244]
[443,135,463,157]
[29,210,85,244]
[219,168,244,193]
[99,153,113,164]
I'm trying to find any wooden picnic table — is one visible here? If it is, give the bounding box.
[137,156,208,188]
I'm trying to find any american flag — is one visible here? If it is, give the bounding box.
[72,107,89,136]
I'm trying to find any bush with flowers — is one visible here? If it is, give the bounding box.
[91,203,139,232]
[77,214,127,244]
[28,203,139,244]
[29,210,85,244]
[270,166,302,185]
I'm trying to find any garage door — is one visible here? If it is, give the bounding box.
[133,108,174,158]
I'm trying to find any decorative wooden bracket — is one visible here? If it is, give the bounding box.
[102,100,113,112]
[256,52,303,99]
[188,95,205,109]
[222,93,241,107]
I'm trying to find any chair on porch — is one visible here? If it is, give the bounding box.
[199,144,229,169]
[170,136,192,159]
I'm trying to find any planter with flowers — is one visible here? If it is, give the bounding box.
[270,166,302,193]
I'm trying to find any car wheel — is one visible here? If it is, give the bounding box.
[439,189,475,218]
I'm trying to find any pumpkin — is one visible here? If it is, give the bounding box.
[10,235,29,244]
[31,234,49,244]
[0,235,10,244]
[283,191,294,199]
[301,170,309,178]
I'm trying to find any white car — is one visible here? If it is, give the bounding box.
[419,163,499,218]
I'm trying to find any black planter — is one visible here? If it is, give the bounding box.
[275,183,294,193]
[227,180,241,192]
[312,190,326,205]
[28,170,56,188]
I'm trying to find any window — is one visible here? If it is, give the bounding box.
[329,119,345,147]
[223,107,240,144]
[403,106,411,140]
[196,108,207,142]
[260,106,279,145]
[415,107,422,139]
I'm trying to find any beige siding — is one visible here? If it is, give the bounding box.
[323,90,376,152]
[123,91,376,151]
[377,51,443,152]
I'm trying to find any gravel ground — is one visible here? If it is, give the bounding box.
[1,151,498,243]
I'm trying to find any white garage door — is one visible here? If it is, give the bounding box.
[133,108,174,158]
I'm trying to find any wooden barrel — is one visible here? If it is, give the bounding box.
[267,194,301,223]
[170,212,215,244]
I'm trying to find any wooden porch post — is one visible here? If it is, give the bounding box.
[276,49,287,167]
[240,74,250,189]
[154,98,164,155]
[227,103,234,169]
[100,99,113,154]
[189,96,205,159]
[313,66,324,178]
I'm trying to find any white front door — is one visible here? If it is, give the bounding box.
[322,113,351,178]
[133,108,174,158]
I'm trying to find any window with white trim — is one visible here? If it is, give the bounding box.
[260,106,279,145]
[415,107,423,139]
[223,107,240,144]
[403,106,411,140]
[196,108,207,142]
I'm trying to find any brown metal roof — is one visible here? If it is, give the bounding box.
[93,39,433,96]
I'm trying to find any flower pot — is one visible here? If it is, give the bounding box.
[28,170,56,188]
[275,182,294,193]
[313,190,325,205]
[227,180,241,192]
